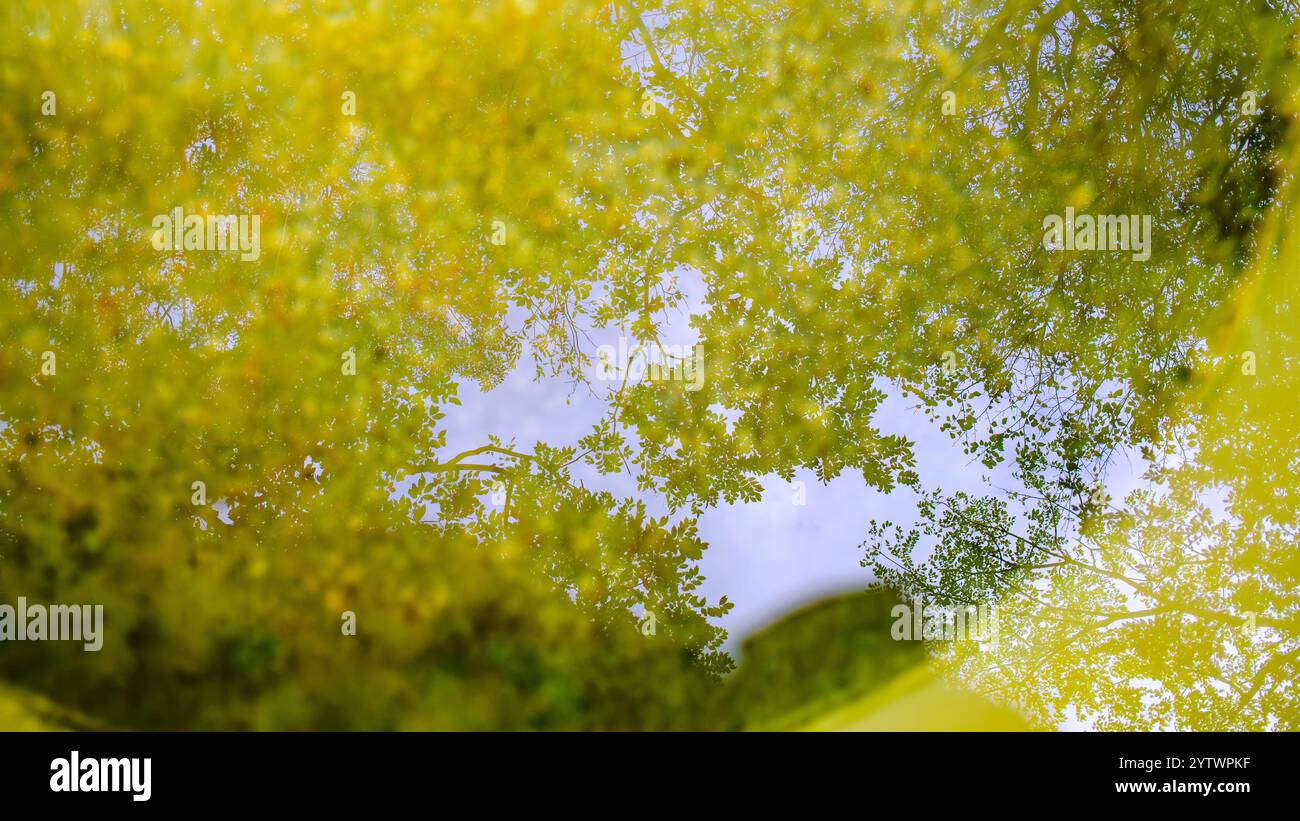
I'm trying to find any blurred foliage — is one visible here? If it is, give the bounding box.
[1,0,731,731]
[1,0,1297,729]
[866,150,1300,730]
[722,589,927,730]
[853,1,1300,730]
[717,588,1030,730]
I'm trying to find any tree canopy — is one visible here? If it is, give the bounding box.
[1,0,1297,730]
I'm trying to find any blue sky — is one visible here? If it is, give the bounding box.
[440,329,1151,656]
